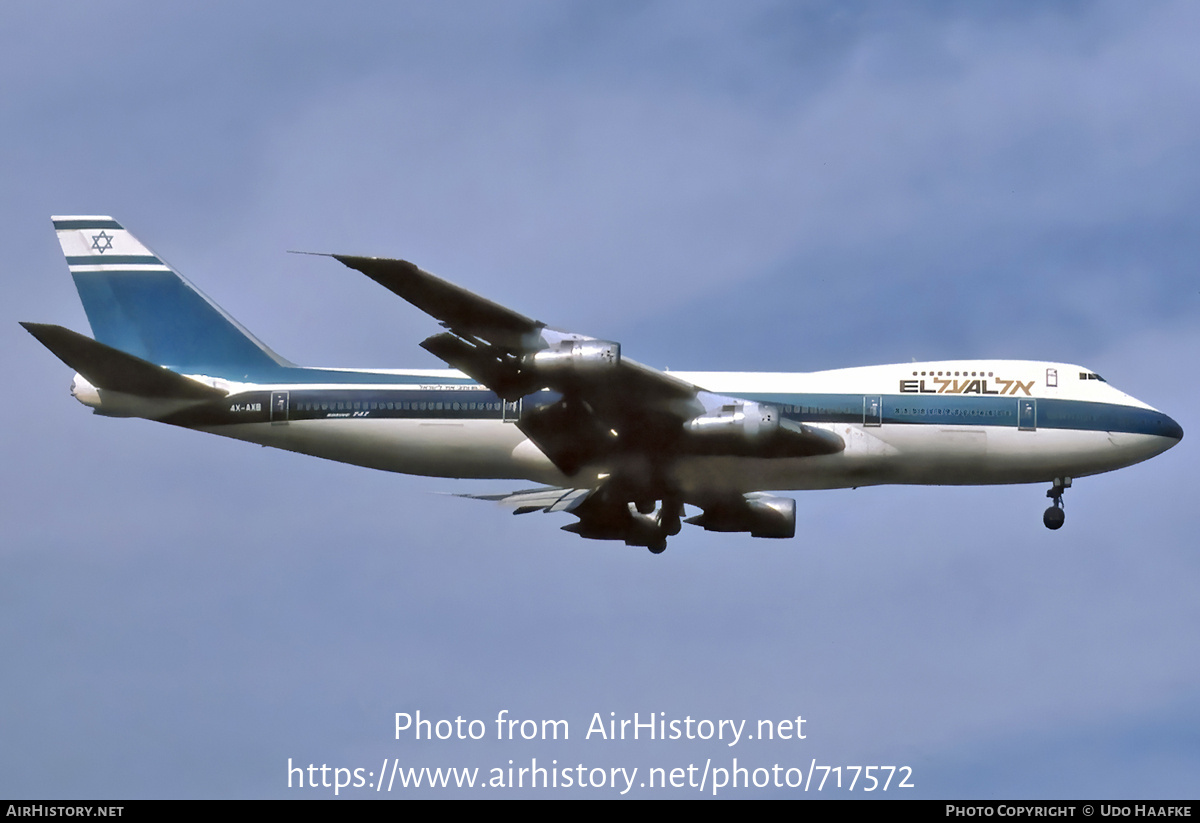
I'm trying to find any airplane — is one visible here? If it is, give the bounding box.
[24,216,1183,553]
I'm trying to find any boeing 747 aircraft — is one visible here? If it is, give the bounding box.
[24,216,1183,552]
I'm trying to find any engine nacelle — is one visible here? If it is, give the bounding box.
[685,493,796,539]
[685,401,780,441]
[561,501,681,550]
[527,339,621,376]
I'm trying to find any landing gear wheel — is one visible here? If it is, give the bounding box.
[1043,506,1065,530]
[1043,476,1071,530]
[648,540,666,554]
[659,500,682,537]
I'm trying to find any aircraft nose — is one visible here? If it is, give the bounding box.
[1160,412,1184,442]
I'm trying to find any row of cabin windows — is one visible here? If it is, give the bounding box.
[894,408,1014,418]
[908,369,1106,384]
[783,405,1012,418]
[294,400,506,412]
[911,370,994,377]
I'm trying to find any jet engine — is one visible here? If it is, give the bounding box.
[527,339,621,376]
[685,493,797,539]
[562,507,671,551]
[686,401,779,441]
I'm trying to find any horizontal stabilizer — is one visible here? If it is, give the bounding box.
[21,322,225,400]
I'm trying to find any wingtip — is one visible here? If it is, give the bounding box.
[329,253,421,268]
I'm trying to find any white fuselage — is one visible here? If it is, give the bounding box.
[75,358,1179,496]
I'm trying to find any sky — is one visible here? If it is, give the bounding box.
[2,0,1198,799]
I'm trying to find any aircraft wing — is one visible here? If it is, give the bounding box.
[333,256,543,352]
[334,256,724,473]
[334,254,843,494]
[335,255,697,393]
[458,486,593,515]
[463,484,799,547]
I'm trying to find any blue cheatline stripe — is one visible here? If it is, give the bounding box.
[53,219,123,230]
[162,386,514,427]
[66,255,163,266]
[750,392,1180,439]
[156,383,1180,440]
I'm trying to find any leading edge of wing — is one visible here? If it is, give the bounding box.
[329,253,699,396]
[332,254,544,351]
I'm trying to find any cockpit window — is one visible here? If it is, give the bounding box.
[1078,372,1107,382]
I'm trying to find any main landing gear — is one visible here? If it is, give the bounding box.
[631,498,681,554]
[1043,477,1071,530]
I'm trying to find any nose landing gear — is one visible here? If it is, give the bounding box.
[1043,477,1071,530]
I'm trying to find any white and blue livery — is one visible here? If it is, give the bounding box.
[24,216,1183,552]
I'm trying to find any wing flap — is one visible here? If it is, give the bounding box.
[516,396,620,476]
[419,331,533,401]
[458,486,591,515]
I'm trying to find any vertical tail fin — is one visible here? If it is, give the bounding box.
[53,216,291,377]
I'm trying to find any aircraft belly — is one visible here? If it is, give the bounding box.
[967,427,1168,481]
[670,424,1169,494]
[194,418,563,482]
